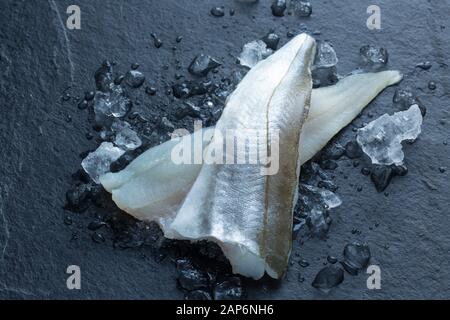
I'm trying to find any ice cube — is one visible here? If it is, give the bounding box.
[271,0,287,17]
[238,40,273,69]
[93,85,131,119]
[262,32,280,50]
[360,45,389,65]
[94,60,113,92]
[356,105,423,165]
[296,184,342,238]
[124,70,145,88]
[81,142,125,183]
[342,242,371,275]
[314,40,338,69]
[312,41,339,88]
[320,188,343,209]
[214,277,243,300]
[176,259,210,291]
[291,0,312,17]
[112,120,142,151]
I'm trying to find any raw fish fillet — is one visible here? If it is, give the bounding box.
[100,36,402,279]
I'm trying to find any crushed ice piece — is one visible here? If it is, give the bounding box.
[188,54,221,76]
[291,0,312,17]
[300,184,342,210]
[317,180,339,192]
[238,40,273,68]
[172,80,213,99]
[393,88,427,116]
[360,45,389,65]
[342,242,371,275]
[370,164,408,192]
[124,70,145,88]
[271,0,287,17]
[93,85,131,119]
[112,120,142,151]
[296,184,342,238]
[176,259,210,291]
[320,188,342,208]
[81,142,125,183]
[356,105,423,165]
[345,141,363,159]
[313,41,338,69]
[312,41,338,88]
[65,183,92,213]
[262,31,280,50]
[213,277,243,300]
[160,116,175,133]
[94,60,113,92]
[321,142,345,160]
[312,265,344,292]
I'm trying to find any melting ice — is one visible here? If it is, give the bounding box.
[238,40,273,69]
[81,142,125,183]
[357,105,423,165]
[112,120,142,151]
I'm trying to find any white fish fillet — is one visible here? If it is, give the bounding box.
[100,40,402,279]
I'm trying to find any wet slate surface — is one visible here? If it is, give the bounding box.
[0,0,449,299]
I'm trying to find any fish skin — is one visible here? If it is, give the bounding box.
[169,34,316,279]
[100,66,403,278]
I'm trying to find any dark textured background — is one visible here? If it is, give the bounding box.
[0,0,449,299]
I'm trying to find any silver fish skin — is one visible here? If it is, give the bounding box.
[170,34,316,280]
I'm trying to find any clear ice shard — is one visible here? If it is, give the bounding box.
[356,104,422,165]
[112,120,142,151]
[312,40,339,87]
[313,40,338,69]
[360,45,388,66]
[291,0,312,17]
[238,40,273,69]
[93,85,131,119]
[297,184,341,237]
[82,142,125,183]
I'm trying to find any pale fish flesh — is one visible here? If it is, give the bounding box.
[100,35,402,279]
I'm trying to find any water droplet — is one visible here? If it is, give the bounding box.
[298,259,310,268]
[84,91,95,101]
[145,86,157,96]
[78,100,88,110]
[151,33,163,48]
[92,232,106,243]
[64,216,73,226]
[327,256,338,264]
[312,265,344,292]
[416,61,432,70]
[210,6,225,17]
[428,81,437,90]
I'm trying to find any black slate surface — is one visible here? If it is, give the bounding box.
[0,0,449,299]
